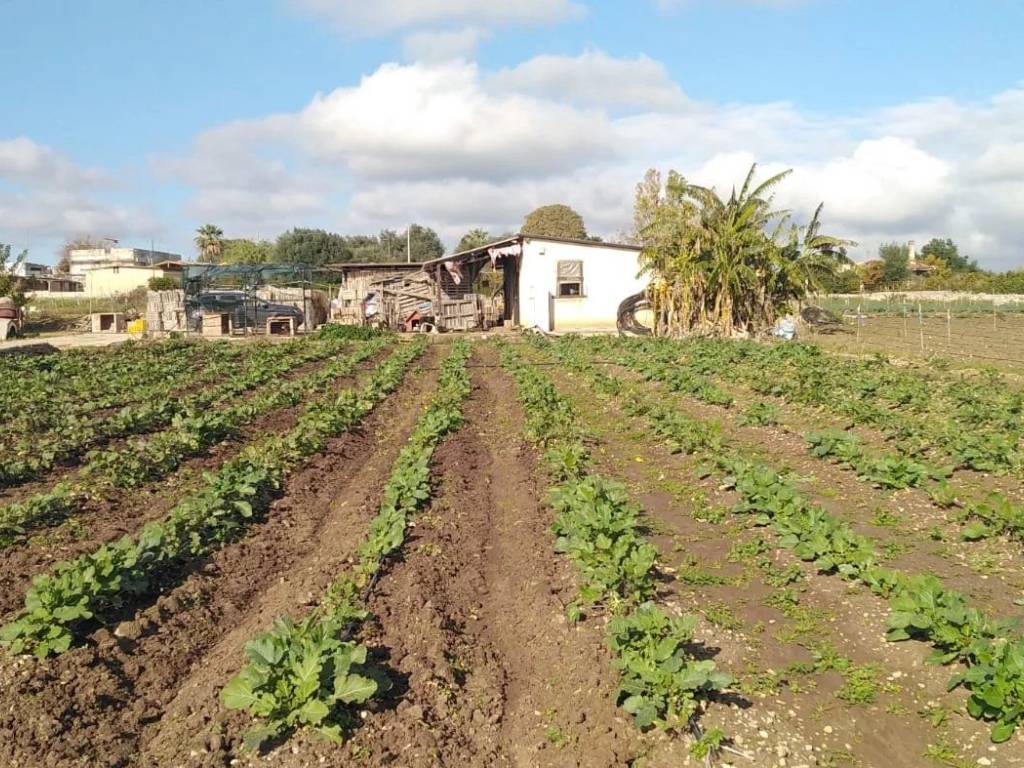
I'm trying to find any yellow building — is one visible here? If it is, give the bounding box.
[83,261,183,297]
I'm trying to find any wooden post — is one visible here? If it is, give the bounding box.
[903,304,908,339]
[435,264,443,330]
[918,302,924,354]
[946,307,951,345]
[856,303,862,346]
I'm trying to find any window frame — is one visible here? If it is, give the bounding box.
[555,259,584,298]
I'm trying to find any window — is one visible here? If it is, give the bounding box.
[556,260,583,297]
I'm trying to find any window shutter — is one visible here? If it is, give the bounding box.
[557,260,583,279]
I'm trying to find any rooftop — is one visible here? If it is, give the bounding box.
[421,233,642,269]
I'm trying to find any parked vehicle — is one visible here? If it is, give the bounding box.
[0,297,23,340]
[186,291,304,331]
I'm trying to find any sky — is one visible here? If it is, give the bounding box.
[1,0,1023,268]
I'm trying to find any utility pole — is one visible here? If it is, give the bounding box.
[407,224,411,263]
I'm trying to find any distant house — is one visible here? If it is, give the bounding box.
[12,261,51,279]
[421,234,647,332]
[83,261,184,297]
[15,262,84,294]
[69,247,181,278]
[68,247,184,297]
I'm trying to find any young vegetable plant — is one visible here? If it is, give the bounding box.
[223,341,472,750]
[608,602,733,731]
[0,340,425,658]
[222,614,387,749]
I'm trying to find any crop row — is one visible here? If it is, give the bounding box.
[642,337,1023,475]
[541,335,1024,743]
[0,338,239,436]
[0,334,389,548]
[0,337,427,659]
[496,340,732,746]
[0,334,347,487]
[222,340,472,749]
[586,336,1024,549]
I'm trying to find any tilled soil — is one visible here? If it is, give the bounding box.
[0,345,441,768]
[0,348,388,614]
[345,345,642,768]
[542,359,1023,768]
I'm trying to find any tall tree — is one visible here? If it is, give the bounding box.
[776,203,854,298]
[454,228,492,253]
[274,228,351,264]
[194,224,224,263]
[632,169,663,244]
[879,242,910,286]
[220,239,274,264]
[389,224,444,262]
[859,261,886,291]
[0,244,29,304]
[522,204,588,240]
[920,237,977,272]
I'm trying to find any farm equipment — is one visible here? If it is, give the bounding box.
[0,297,23,340]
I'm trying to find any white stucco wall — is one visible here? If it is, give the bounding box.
[517,239,647,332]
[84,265,179,297]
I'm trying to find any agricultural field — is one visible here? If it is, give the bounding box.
[1,330,1024,768]
[805,300,1024,371]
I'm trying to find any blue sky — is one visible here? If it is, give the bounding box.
[2,0,1023,266]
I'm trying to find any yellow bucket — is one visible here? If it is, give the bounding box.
[127,319,146,336]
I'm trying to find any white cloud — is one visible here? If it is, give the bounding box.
[786,138,952,230]
[0,137,105,188]
[0,138,159,247]
[290,0,583,33]
[402,27,488,62]
[490,50,689,110]
[176,61,616,183]
[163,54,1024,269]
[973,143,1024,182]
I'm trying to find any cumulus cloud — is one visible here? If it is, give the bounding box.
[162,53,1024,269]
[490,51,688,110]
[0,137,105,188]
[401,27,488,62]
[172,61,616,183]
[290,0,583,33]
[0,138,158,244]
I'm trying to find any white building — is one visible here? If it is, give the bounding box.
[69,247,181,277]
[422,234,647,332]
[12,261,51,279]
[62,247,183,297]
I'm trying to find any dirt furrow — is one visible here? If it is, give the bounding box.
[617,362,1024,616]
[545,362,1020,768]
[348,346,640,768]
[0,348,389,615]
[0,344,441,768]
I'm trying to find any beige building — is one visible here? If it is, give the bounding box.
[83,261,183,298]
[67,246,183,297]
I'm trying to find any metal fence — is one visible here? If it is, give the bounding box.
[806,300,1024,370]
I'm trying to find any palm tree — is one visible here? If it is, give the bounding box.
[194,224,224,263]
[779,203,855,295]
[673,164,792,335]
[633,164,852,337]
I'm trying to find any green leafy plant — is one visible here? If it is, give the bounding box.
[608,602,732,730]
[223,341,472,749]
[222,614,386,749]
